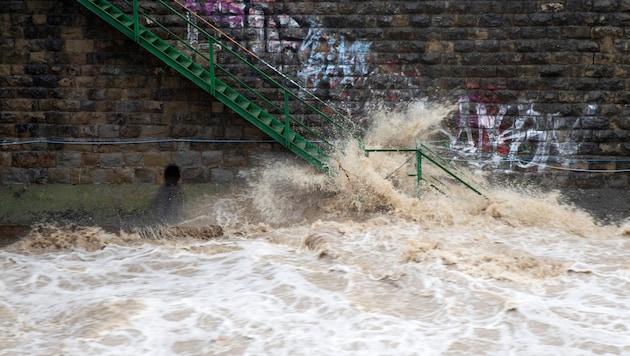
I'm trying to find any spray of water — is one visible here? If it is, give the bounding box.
[4,102,630,356]
[229,99,605,238]
[3,100,619,253]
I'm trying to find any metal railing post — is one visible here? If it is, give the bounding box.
[209,41,215,95]
[284,90,290,146]
[133,0,139,41]
[416,148,422,198]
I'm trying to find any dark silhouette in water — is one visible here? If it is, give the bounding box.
[154,164,184,224]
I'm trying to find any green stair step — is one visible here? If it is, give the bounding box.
[199,72,211,82]
[271,123,284,134]
[168,52,183,62]
[258,113,274,126]
[248,107,262,118]
[120,18,134,28]
[292,137,308,149]
[188,63,204,76]
[145,35,160,44]
[180,57,193,67]
[113,13,126,21]
[138,29,152,39]
[154,41,169,52]
[307,148,323,157]
[99,4,113,12]
[236,98,251,110]
[164,47,179,57]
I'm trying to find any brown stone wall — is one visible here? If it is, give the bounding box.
[2,0,630,187]
[0,0,279,184]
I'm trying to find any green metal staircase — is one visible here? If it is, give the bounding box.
[76,0,364,173]
[76,0,487,197]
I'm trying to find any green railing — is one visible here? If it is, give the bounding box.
[365,143,487,198]
[162,0,365,140]
[77,0,366,172]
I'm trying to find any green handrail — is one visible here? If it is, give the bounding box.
[364,147,487,198]
[153,0,365,144]
[77,0,360,172]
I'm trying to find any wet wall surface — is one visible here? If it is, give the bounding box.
[2,1,630,187]
[0,183,228,246]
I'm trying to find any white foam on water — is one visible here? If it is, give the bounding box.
[2,221,630,355]
[2,101,630,355]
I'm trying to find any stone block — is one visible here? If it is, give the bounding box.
[223,149,248,167]
[130,143,157,153]
[58,152,82,168]
[39,151,56,167]
[593,0,621,12]
[141,125,169,137]
[392,15,409,27]
[12,152,39,168]
[173,151,201,167]
[171,125,198,138]
[1,167,45,184]
[143,152,172,167]
[124,153,144,166]
[202,151,223,166]
[24,64,48,75]
[89,168,109,184]
[55,125,80,138]
[182,167,208,183]
[158,141,177,152]
[134,168,155,183]
[47,168,70,184]
[211,102,224,113]
[98,125,121,139]
[82,153,100,167]
[100,153,125,168]
[91,168,134,184]
[210,168,235,184]
[121,125,141,138]
[65,39,93,53]
[151,89,174,101]
[224,126,244,139]
[0,152,11,166]
[0,124,15,137]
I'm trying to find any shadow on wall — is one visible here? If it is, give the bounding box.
[154,164,185,224]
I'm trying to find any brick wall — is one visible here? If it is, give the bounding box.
[0,0,281,185]
[2,0,630,187]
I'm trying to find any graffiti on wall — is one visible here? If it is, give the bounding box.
[181,3,583,173]
[297,28,371,95]
[183,0,373,102]
[447,83,582,171]
[184,0,265,28]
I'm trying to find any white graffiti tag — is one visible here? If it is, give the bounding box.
[297,27,371,90]
[450,97,582,171]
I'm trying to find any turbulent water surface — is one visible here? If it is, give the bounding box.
[2,103,630,355]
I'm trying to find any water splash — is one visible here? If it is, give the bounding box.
[3,101,629,355]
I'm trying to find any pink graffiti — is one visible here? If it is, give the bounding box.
[456,90,509,155]
[185,0,260,28]
[184,0,373,102]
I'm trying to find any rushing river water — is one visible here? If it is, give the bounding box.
[2,103,629,355]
